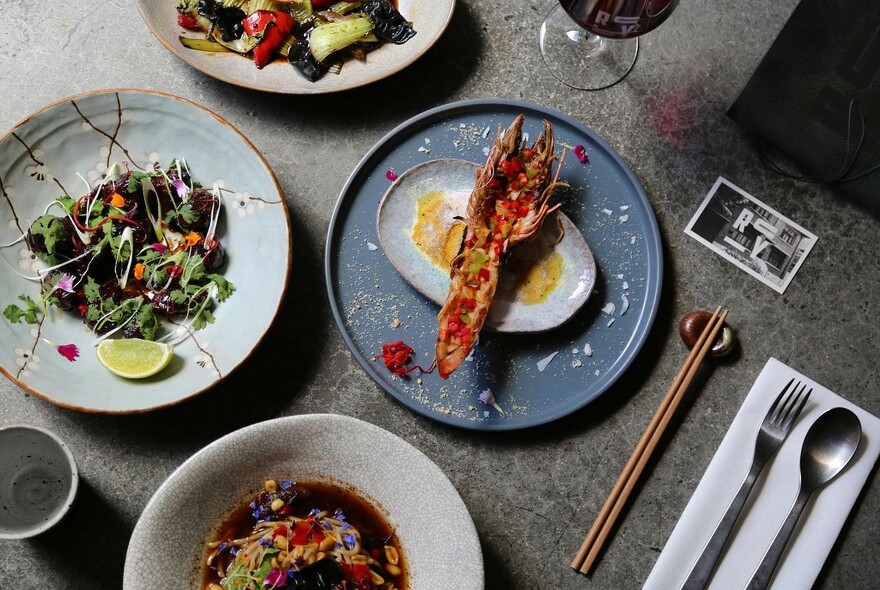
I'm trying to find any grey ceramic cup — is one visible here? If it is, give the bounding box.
[0,425,79,539]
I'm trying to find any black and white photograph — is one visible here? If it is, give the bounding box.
[685,177,818,294]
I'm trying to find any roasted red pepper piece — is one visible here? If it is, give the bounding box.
[242,10,295,69]
[177,12,200,29]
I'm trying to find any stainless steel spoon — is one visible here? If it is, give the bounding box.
[745,407,862,590]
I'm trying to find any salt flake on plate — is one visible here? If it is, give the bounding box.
[621,293,630,315]
[620,205,630,211]
[482,126,490,139]
[623,280,629,290]
[366,242,378,251]
[620,214,629,223]
[571,358,583,368]
[607,318,616,327]
[537,351,559,372]
[602,302,616,315]
[583,343,592,356]
[482,147,490,156]
[602,208,613,215]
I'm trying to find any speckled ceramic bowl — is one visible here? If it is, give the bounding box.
[0,425,78,540]
[137,0,456,94]
[123,414,483,589]
[0,89,291,413]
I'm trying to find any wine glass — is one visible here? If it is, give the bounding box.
[539,0,680,90]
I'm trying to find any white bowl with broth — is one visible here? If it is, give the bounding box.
[377,159,596,333]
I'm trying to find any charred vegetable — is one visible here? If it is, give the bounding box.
[177,0,416,82]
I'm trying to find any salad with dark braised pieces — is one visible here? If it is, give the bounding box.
[176,0,416,81]
[3,160,233,349]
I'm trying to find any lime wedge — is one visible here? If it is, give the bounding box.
[96,339,174,379]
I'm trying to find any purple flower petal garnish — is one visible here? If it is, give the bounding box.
[56,274,75,294]
[264,568,286,586]
[280,479,293,490]
[171,178,190,200]
[150,242,167,255]
[386,169,398,182]
[573,144,588,164]
[478,388,495,405]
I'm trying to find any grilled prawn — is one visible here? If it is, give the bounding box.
[435,115,566,378]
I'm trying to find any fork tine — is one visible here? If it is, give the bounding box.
[779,382,807,424]
[767,378,795,421]
[783,387,812,430]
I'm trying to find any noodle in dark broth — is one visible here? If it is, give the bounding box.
[203,480,407,590]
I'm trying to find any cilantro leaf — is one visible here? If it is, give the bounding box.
[54,195,76,215]
[3,295,40,324]
[206,274,235,302]
[126,171,153,193]
[28,215,71,263]
[138,249,162,264]
[191,307,215,331]
[165,203,199,226]
[84,277,100,303]
[170,290,187,305]
[136,304,160,341]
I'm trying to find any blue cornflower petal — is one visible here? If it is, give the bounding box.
[280,480,293,490]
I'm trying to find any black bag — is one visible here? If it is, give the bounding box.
[728,0,880,215]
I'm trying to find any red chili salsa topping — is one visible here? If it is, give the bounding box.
[440,148,545,347]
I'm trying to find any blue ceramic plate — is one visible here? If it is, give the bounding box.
[0,90,290,413]
[326,99,662,430]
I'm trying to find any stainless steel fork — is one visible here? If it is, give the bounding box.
[680,378,811,590]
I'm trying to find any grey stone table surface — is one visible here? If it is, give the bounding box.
[1,0,878,588]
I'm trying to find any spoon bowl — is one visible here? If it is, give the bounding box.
[746,406,862,590]
[799,407,862,492]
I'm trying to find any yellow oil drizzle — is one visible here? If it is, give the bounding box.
[514,251,564,304]
[412,191,563,304]
[412,191,465,271]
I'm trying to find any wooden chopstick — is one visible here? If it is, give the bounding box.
[572,306,729,574]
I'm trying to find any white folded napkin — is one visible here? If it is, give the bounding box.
[643,357,880,590]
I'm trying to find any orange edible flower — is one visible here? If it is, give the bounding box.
[133,263,145,280]
[185,231,202,247]
[109,192,125,208]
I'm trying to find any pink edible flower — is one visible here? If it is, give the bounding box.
[573,144,589,164]
[57,344,79,362]
[42,339,79,362]
[263,568,286,587]
[55,274,75,294]
[150,242,167,255]
[386,169,399,182]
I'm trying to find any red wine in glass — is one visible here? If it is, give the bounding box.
[540,0,681,89]
[560,0,679,39]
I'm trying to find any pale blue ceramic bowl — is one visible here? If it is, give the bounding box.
[0,90,291,412]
